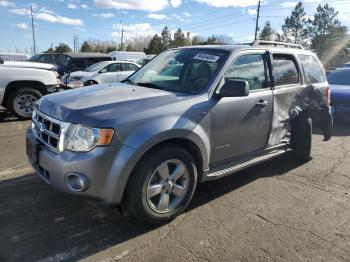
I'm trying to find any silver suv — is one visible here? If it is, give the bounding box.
[26,41,333,224]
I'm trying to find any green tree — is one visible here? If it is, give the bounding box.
[54,43,72,53]
[191,36,203,45]
[144,34,164,54]
[207,35,218,44]
[282,2,309,46]
[44,47,54,53]
[161,26,172,49]
[80,41,93,52]
[173,28,186,47]
[309,4,348,63]
[106,46,117,53]
[126,43,135,51]
[259,21,274,40]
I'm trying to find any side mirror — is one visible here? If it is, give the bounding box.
[217,79,249,97]
[0,57,4,64]
[100,68,107,73]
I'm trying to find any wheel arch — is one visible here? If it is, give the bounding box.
[3,81,46,107]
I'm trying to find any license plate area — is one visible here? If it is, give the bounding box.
[26,137,41,165]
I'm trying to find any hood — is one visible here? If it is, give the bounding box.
[2,61,56,70]
[38,83,189,126]
[330,84,350,98]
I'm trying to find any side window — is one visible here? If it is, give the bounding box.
[70,58,85,71]
[122,63,138,71]
[298,54,325,84]
[223,54,267,90]
[105,63,121,72]
[272,54,299,86]
[38,54,54,64]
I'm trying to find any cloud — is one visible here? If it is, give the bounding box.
[0,0,15,8]
[92,12,114,18]
[183,12,191,17]
[242,9,257,15]
[280,1,297,7]
[148,13,168,20]
[171,14,185,22]
[195,0,258,8]
[10,7,84,26]
[12,23,28,30]
[81,4,89,9]
[112,23,159,39]
[94,0,168,12]
[67,3,77,9]
[170,0,182,8]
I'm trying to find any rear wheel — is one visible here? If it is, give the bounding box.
[84,80,98,86]
[7,88,42,119]
[126,145,197,225]
[291,114,312,162]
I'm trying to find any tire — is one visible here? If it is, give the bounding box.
[126,145,198,225]
[84,80,98,86]
[7,88,42,120]
[290,114,312,162]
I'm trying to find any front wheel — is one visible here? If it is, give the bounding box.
[7,88,42,120]
[126,146,197,225]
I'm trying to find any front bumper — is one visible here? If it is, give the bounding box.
[26,128,136,204]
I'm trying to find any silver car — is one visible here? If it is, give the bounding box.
[26,41,333,224]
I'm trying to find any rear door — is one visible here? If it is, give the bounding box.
[119,63,139,81]
[267,53,303,146]
[98,63,122,83]
[210,51,274,163]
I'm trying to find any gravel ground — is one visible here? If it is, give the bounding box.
[0,109,350,262]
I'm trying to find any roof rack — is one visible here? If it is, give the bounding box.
[251,40,304,49]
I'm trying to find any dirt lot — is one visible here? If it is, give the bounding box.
[1,109,350,262]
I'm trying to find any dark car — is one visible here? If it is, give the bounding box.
[328,68,350,121]
[29,53,112,75]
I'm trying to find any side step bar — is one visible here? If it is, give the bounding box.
[206,148,289,180]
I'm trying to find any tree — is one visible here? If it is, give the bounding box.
[54,43,72,53]
[173,28,186,47]
[191,36,204,45]
[259,21,274,40]
[126,43,135,51]
[161,26,172,49]
[282,2,309,46]
[80,41,93,52]
[144,34,164,54]
[207,35,218,44]
[309,4,348,64]
[106,46,117,53]
[44,47,54,53]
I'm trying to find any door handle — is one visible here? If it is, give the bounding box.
[255,100,268,108]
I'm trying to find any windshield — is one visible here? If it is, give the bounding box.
[328,70,350,85]
[128,49,228,94]
[84,62,107,72]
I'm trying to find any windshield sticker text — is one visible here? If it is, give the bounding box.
[193,53,220,63]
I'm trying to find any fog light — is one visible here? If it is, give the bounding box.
[65,173,90,192]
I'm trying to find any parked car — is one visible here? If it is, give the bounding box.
[328,68,350,121]
[0,58,60,119]
[136,55,157,66]
[29,52,112,75]
[109,51,146,63]
[0,53,29,61]
[65,61,140,87]
[340,62,350,68]
[26,41,332,224]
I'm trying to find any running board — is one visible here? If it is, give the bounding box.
[206,149,288,180]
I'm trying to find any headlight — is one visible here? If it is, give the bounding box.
[65,124,114,152]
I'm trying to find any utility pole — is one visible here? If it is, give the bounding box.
[73,35,79,53]
[120,28,124,51]
[254,0,261,40]
[30,5,37,55]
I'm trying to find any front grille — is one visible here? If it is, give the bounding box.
[32,109,69,153]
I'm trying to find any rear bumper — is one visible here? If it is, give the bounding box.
[26,128,137,205]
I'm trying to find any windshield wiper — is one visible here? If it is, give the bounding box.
[122,78,135,85]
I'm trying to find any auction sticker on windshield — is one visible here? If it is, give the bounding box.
[194,53,220,63]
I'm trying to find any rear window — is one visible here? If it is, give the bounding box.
[328,70,350,85]
[298,54,325,84]
[272,54,299,86]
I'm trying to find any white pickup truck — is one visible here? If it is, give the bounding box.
[0,58,61,119]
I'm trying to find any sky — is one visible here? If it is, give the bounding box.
[0,0,350,55]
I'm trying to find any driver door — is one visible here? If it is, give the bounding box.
[210,51,273,164]
[99,63,122,83]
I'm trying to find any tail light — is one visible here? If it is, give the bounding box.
[326,86,331,106]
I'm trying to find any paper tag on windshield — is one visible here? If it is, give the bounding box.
[193,53,220,63]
